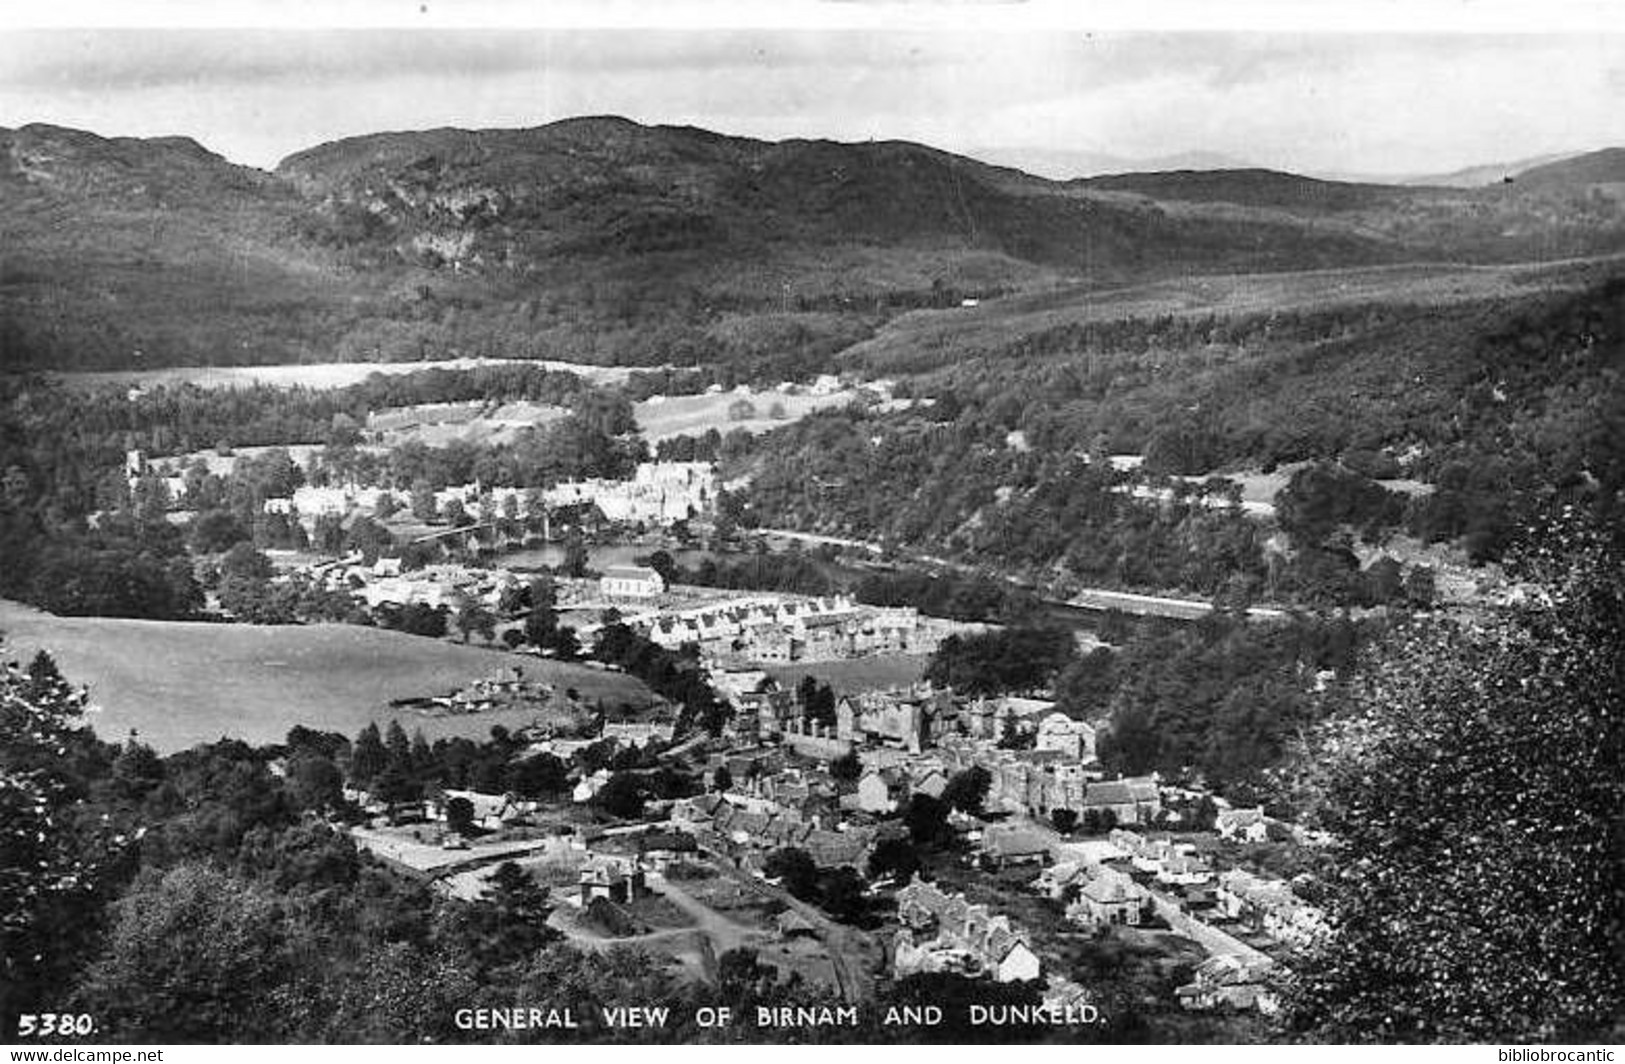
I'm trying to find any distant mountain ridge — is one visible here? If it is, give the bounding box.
[2,116,1624,374]
[965,145,1255,181]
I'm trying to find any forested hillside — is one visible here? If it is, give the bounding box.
[6,119,1622,377]
[739,276,1625,577]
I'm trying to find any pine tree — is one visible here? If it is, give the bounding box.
[349,722,387,786]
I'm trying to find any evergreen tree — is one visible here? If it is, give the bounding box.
[350,722,387,786]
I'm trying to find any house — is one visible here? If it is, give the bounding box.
[856,768,909,813]
[1216,870,1330,950]
[1216,806,1270,843]
[776,910,819,940]
[601,719,675,748]
[910,766,949,800]
[573,768,613,803]
[1156,853,1214,887]
[981,828,1050,869]
[1033,861,1089,901]
[578,855,648,906]
[438,788,537,828]
[600,565,666,599]
[1068,867,1149,928]
[803,827,875,869]
[893,875,1043,983]
[1034,712,1097,762]
[992,938,1042,983]
[1083,776,1162,826]
[1176,955,1278,1014]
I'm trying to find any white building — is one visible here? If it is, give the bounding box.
[600,565,666,599]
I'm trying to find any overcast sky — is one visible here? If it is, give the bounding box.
[1,5,1622,176]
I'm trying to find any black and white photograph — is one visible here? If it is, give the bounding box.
[1,0,1622,1050]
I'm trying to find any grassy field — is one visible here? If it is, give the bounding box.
[49,357,639,391]
[634,389,859,441]
[842,256,1611,375]
[0,600,655,753]
[766,653,932,696]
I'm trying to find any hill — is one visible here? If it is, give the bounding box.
[1502,147,1625,192]
[0,599,656,753]
[0,117,1484,376]
[1395,151,1583,188]
[4,117,1624,377]
[1076,168,1418,212]
[966,145,1255,181]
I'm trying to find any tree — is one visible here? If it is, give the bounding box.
[454,598,497,644]
[189,509,250,553]
[901,793,950,846]
[220,541,274,581]
[410,481,438,522]
[286,753,344,813]
[940,766,992,815]
[384,720,411,771]
[2,650,118,1023]
[506,754,567,798]
[924,626,1075,697]
[373,763,421,819]
[561,531,590,579]
[349,722,387,786]
[866,836,921,883]
[1050,808,1079,835]
[75,864,292,1041]
[524,600,558,648]
[445,796,476,836]
[1280,516,1625,1043]
[712,765,733,793]
[829,749,862,783]
[591,772,646,820]
[471,861,560,961]
[762,847,819,902]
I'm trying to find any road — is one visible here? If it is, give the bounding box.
[704,854,876,1004]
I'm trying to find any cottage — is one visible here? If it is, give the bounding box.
[578,855,649,906]
[1068,867,1149,928]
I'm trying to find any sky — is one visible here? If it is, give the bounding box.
[0,2,1622,177]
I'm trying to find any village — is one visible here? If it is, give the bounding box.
[111,385,1335,1026]
[323,562,1332,1022]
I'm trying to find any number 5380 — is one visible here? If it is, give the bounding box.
[16,1013,96,1037]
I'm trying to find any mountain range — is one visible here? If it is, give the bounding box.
[2,116,1624,373]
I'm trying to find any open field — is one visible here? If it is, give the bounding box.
[0,600,655,753]
[633,388,862,441]
[842,255,1619,374]
[48,356,640,391]
[369,399,571,447]
[767,653,932,696]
